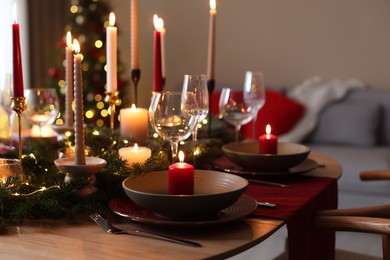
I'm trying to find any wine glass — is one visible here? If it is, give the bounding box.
[24,88,59,137]
[243,71,266,139]
[182,74,209,141]
[149,91,198,162]
[219,88,254,142]
[0,74,15,140]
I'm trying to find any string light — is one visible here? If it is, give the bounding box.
[194,147,201,156]
[11,185,61,197]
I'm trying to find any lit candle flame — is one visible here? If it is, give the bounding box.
[133,143,139,152]
[178,151,185,163]
[153,14,164,31]
[109,12,116,27]
[131,104,136,111]
[73,39,80,54]
[13,3,17,23]
[66,31,72,47]
[266,124,272,135]
[210,0,216,11]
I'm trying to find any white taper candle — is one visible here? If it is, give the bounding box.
[207,0,216,81]
[130,0,139,70]
[65,31,74,127]
[106,12,117,93]
[73,39,86,165]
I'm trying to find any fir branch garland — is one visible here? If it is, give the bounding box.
[0,124,229,232]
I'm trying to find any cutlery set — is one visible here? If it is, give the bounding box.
[90,196,278,247]
[89,213,202,247]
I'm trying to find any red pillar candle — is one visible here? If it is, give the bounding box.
[153,14,163,92]
[12,3,24,98]
[168,151,195,195]
[259,124,278,154]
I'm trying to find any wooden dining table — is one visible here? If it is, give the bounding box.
[0,151,341,260]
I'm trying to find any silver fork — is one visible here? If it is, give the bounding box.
[89,213,201,247]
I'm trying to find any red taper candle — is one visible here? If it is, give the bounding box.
[153,14,163,92]
[12,3,24,98]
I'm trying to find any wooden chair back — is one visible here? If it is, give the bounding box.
[314,170,390,260]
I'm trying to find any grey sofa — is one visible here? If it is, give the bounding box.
[304,89,390,208]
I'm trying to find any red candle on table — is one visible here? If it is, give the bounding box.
[12,3,24,98]
[168,151,194,195]
[153,14,163,92]
[259,124,278,154]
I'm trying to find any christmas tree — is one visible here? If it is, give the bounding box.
[47,0,128,127]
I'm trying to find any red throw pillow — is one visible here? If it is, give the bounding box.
[211,89,305,138]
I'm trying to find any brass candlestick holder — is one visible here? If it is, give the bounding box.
[11,96,27,161]
[131,69,141,106]
[207,79,215,137]
[104,91,120,131]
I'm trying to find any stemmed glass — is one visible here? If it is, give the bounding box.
[24,88,59,137]
[182,74,209,142]
[149,91,198,162]
[219,88,254,142]
[0,74,15,140]
[243,71,266,139]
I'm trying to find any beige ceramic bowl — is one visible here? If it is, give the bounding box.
[222,141,311,171]
[122,170,248,219]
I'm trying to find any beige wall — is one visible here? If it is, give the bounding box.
[110,0,390,108]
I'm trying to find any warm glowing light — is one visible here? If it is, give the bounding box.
[109,12,115,26]
[95,40,103,48]
[266,124,272,135]
[153,14,164,31]
[96,101,104,109]
[73,39,80,54]
[85,110,94,119]
[66,31,72,46]
[101,109,108,117]
[96,119,104,127]
[133,143,139,152]
[178,151,185,163]
[31,125,55,137]
[13,3,17,23]
[70,5,78,13]
[82,62,88,71]
[94,94,103,102]
[194,147,201,156]
[131,104,136,111]
[210,0,216,10]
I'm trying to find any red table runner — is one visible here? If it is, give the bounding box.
[246,175,338,260]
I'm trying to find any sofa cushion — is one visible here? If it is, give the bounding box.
[342,89,390,145]
[309,102,381,146]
